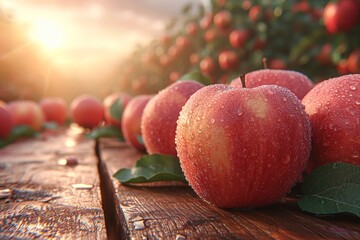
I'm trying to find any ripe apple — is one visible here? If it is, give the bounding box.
[348,48,360,73]
[141,80,204,155]
[0,104,13,139]
[229,29,251,49]
[323,0,359,34]
[302,74,360,169]
[269,59,287,70]
[186,22,198,36]
[7,100,44,131]
[200,57,216,76]
[70,95,104,129]
[39,97,68,125]
[316,44,333,66]
[249,5,261,22]
[213,10,232,29]
[103,93,132,129]
[218,50,239,71]
[176,84,311,208]
[230,69,314,99]
[200,13,213,30]
[122,95,152,151]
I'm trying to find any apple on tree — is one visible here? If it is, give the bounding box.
[176,83,311,208]
[302,74,360,170]
[141,80,204,156]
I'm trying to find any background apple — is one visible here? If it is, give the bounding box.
[70,95,104,129]
[348,48,360,74]
[0,104,13,139]
[39,97,68,125]
[176,84,311,208]
[213,10,232,30]
[302,74,360,169]
[230,69,314,99]
[229,29,251,49]
[218,50,239,71]
[141,80,204,156]
[122,95,152,151]
[103,92,132,129]
[7,100,44,131]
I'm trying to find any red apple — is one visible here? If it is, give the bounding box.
[141,80,204,155]
[230,69,314,99]
[176,84,311,208]
[70,95,104,129]
[249,5,261,22]
[39,97,68,125]
[337,59,350,75]
[0,104,13,139]
[200,14,213,30]
[323,0,359,34]
[213,10,232,30]
[122,95,152,151]
[269,59,287,70]
[316,44,333,66]
[218,50,239,71]
[7,100,44,131]
[347,48,360,73]
[302,74,360,169]
[229,29,251,49]
[186,22,198,36]
[103,93,132,129]
[200,57,216,76]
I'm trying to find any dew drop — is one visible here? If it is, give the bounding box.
[176,234,186,240]
[250,117,255,122]
[237,107,243,116]
[134,220,145,230]
[350,85,357,91]
[283,155,291,164]
[355,100,360,106]
[267,89,274,95]
[266,163,272,168]
[282,97,287,102]
[210,118,215,124]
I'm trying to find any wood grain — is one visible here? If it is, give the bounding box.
[98,138,360,240]
[0,126,106,239]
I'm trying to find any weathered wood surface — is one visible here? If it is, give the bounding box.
[0,126,106,239]
[99,138,360,240]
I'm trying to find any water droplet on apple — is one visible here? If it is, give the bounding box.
[156,138,161,142]
[283,155,290,164]
[282,97,287,102]
[353,152,360,159]
[350,85,357,91]
[266,163,272,168]
[267,89,274,95]
[210,118,215,123]
[198,129,202,134]
[355,100,360,106]
[237,108,243,116]
[250,117,255,122]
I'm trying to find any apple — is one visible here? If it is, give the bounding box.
[141,80,204,155]
[302,74,360,169]
[103,93,132,129]
[7,100,44,131]
[70,95,104,129]
[269,59,287,70]
[203,29,218,43]
[213,10,232,30]
[176,84,311,208]
[0,104,13,139]
[249,5,261,22]
[175,36,191,51]
[323,0,359,34]
[337,59,349,75]
[230,69,314,99]
[229,29,251,49]
[316,44,333,66]
[200,14,213,30]
[347,48,360,74]
[39,97,68,125]
[218,50,239,71]
[122,95,152,151]
[200,57,216,76]
[186,22,198,36]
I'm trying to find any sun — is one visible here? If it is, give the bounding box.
[28,19,65,52]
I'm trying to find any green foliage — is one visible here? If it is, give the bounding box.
[86,125,124,141]
[113,154,187,184]
[298,162,360,218]
[0,126,37,148]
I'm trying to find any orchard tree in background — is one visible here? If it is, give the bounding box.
[113,0,360,95]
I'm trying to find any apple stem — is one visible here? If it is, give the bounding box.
[240,74,246,88]
[262,58,268,69]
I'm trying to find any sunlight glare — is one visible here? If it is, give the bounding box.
[28,19,65,52]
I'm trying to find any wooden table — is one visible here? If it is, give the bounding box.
[1,127,359,239]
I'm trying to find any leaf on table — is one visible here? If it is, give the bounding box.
[43,122,59,130]
[113,154,187,184]
[298,162,360,218]
[179,71,212,85]
[86,125,124,141]
[0,125,37,148]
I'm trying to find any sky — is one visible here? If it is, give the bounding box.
[1,0,209,81]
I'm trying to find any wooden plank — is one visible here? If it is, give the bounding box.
[98,138,360,240]
[0,126,106,239]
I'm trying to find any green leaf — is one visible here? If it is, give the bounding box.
[113,154,187,184]
[0,125,37,148]
[179,71,212,85]
[86,125,124,141]
[136,134,144,145]
[43,122,59,130]
[109,98,124,121]
[298,162,360,218]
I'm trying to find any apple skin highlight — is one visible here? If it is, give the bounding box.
[176,84,311,208]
